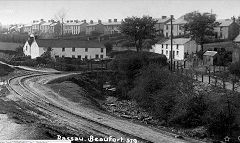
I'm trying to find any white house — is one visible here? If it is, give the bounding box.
[153,38,199,60]
[23,35,106,59]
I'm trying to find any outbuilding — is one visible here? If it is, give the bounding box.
[203,51,219,66]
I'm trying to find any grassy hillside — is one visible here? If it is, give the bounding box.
[0,42,23,51]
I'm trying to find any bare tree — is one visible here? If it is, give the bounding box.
[54,8,67,36]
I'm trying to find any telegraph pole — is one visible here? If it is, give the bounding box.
[170,15,173,71]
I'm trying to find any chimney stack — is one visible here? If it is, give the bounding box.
[67,20,69,23]
[162,16,167,19]
[83,20,86,23]
[90,20,93,24]
[70,20,73,22]
[33,20,35,23]
[98,20,102,24]
[108,19,112,23]
[170,15,174,19]
[114,19,117,22]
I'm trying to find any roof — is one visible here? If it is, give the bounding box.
[50,23,57,26]
[203,51,218,56]
[234,34,240,42]
[203,41,237,51]
[166,17,187,25]
[63,22,85,26]
[102,22,121,26]
[87,22,102,26]
[216,19,233,27]
[41,22,53,26]
[35,39,105,48]
[161,38,191,45]
[155,17,171,23]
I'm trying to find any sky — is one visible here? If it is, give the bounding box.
[0,0,240,25]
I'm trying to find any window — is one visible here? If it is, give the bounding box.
[176,44,179,50]
[85,48,88,52]
[166,32,168,38]
[85,55,88,59]
[62,47,65,52]
[166,50,168,55]
[166,25,168,30]
[177,51,179,56]
[166,44,168,49]
[72,55,75,58]
[162,50,164,54]
[72,47,75,52]
[101,48,103,53]
[78,55,81,59]
[162,44,163,48]
[95,54,99,59]
[62,55,65,58]
[55,55,59,58]
[100,55,103,59]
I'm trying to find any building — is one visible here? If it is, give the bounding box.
[232,35,240,63]
[31,19,45,34]
[153,38,199,60]
[40,20,55,33]
[23,35,106,59]
[214,19,240,40]
[203,51,219,66]
[103,19,121,35]
[63,20,88,35]
[155,16,171,36]
[23,23,32,34]
[86,20,104,35]
[163,16,187,38]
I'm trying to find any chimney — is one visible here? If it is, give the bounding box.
[83,20,86,23]
[232,16,236,22]
[48,20,51,22]
[33,20,35,23]
[67,20,69,23]
[90,20,93,24]
[70,20,73,22]
[74,20,78,23]
[162,16,167,19]
[114,19,117,22]
[51,19,54,23]
[108,19,112,23]
[170,15,174,19]
[40,19,44,22]
[98,20,102,24]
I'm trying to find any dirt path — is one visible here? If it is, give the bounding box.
[7,73,203,143]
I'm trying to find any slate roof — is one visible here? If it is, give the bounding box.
[203,51,218,56]
[102,22,121,26]
[155,17,171,23]
[166,17,187,25]
[161,38,191,45]
[64,22,85,26]
[216,19,233,27]
[41,22,53,26]
[35,39,105,48]
[87,22,102,26]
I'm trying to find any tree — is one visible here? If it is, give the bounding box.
[120,16,157,52]
[184,11,216,55]
[104,41,113,53]
[54,8,67,36]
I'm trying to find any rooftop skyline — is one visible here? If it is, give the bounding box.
[0,0,239,25]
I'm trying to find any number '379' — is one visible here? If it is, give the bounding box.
[126,139,137,143]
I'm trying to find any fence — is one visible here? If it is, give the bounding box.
[168,61,240,92]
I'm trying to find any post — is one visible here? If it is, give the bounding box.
[177,61,179,70]
[170,15,173,71]
[215,76,217,86]
[208,69,211,84]
[173,61,176,71]
[184,60,186,68]
[232,79,235,91]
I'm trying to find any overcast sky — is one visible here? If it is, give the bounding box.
[0,0,239,25]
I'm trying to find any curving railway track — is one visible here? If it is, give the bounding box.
[6,72,202,143]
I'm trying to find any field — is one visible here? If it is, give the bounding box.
[0,42,23,51]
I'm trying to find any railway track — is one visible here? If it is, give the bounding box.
[6,73,197,143]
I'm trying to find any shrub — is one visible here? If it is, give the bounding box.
[229,61,240,77]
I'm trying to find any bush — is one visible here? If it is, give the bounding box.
[229,61,240,77]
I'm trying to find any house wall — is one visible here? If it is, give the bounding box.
[184,40,199,54]
[154,43,185,60]
[104,24,121,35]
[46,47,106,60]
[23,42,31,56]
[232,47,240,63]
[163,24,185,38]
